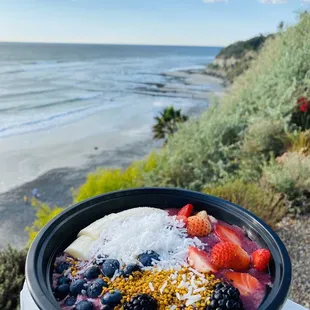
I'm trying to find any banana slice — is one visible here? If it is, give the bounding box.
[66,207,166,259]
[64,235,95,260]
[77,213,119,240]
[78,207,166,240]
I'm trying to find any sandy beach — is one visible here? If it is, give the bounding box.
[0,68,225,249]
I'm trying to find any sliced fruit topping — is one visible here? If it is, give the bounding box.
[188,246,216,273]
[187,215,211,237]
[251,248,271,272]
[176,215,188,227]
[177,203,193,217]
[214,224,242,246]
[211,242,250,271]
[197,210,208,219]
[225,272,262,296]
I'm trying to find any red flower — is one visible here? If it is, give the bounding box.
[297,97,308,105]
[300,102,310,113]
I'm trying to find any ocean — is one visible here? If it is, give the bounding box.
[0,43,222,138]
[0,43,223,248]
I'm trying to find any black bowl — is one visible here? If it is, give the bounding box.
[26,188,291,310]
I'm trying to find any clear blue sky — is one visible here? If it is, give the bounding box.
[0,0,309,46]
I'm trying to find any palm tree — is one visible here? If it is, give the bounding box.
[152,106,188,143]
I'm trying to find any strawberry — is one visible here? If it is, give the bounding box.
[214,224,242,246]
[176,215,188,227]
[225,272,263,296]
[188,246,216,273]
[177,204,193,217]
[251,249,271,272]
[196,210,208,219]
[211,242,250,271]
[187,216,211,237]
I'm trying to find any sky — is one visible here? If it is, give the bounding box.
[0,0,309,46]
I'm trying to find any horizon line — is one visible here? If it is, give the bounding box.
[0,40,225,48]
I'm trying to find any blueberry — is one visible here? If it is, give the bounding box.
[84,266,101,280]
[94,254,107,265]
[69,279,86,296]
[102,306,113,310]
[122,264,141,277]
[54,284,70,300]
[87,279,108,298]
[57,276,70,285]
[55,262,70,274]
[101,290,122,307]
[95,278,108,287]
[138,251,160,267]
[75,300,93,310]
[64,296,76,306]
[101,259,120,278]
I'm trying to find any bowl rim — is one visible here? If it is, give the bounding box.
[26,187,292,310]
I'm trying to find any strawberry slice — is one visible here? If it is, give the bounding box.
[176,215,188,227]
[188,246,216,273]
[225,272,263,296]
[187,216,211,237]
[177,204,193,217]
[196,210,208,219]
[214,224,242,246]
[251,249,271,272]
[210,242,250,271]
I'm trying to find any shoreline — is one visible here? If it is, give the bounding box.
[0,66,227,249]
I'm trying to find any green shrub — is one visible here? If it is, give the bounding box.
[235,154,266,182]
[25,199,64,247]
[74,151,159,203]
[207,63,220,70]
[0,246,27,310]
[263,152,310,197]
[226,60,251,82]
[287,129,310,155]
[242,120,288,158]
[145,103,246,190]
[204,180,288,227]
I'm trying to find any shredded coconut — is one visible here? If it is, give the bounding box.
[90,211,204,268]
[149,282,155,292]
[160,281,168,294]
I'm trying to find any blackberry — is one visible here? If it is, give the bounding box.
[206,282,243,310]
[124,293,157,310]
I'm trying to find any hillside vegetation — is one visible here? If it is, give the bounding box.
[208,34,274,82]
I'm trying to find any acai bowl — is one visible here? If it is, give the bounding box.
[26,188,292,310]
